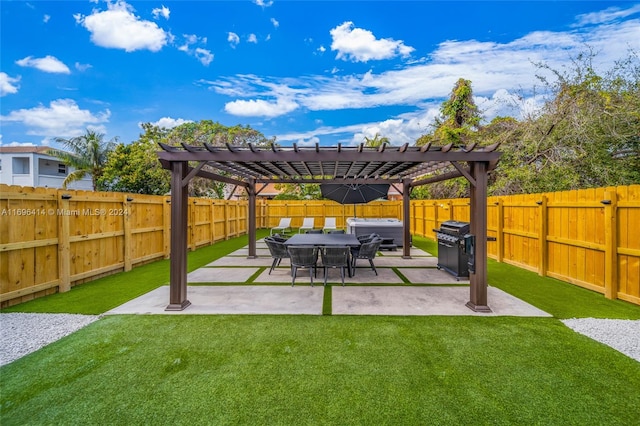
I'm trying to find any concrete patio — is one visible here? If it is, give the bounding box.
[106,240,550,317]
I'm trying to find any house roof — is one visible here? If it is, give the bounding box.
[0,146,52,154]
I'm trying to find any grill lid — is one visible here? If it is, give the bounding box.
[439,220,470,235]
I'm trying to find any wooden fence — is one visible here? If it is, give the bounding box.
[0,185,249,307]
[411,185,640,306]
[2,184,638,307]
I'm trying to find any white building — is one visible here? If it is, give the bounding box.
[0,146,93,190]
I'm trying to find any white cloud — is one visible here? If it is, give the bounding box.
[178,34,212,65]
[253,0,273,7]
[330,21,415,62]
[75,0,168,52]
[152,5,170,20]
[43,14,50,23]
[195,48,214,66]
[271,18,279,28]
[228,32,240,48]
[75,62,93,72]
[16,55,70,74]
[0,99,110,138]
[574,4,640,26]
[0,72,20,96]
[225,98,299,117]
[146,117,193,129]
[248,34,258,44]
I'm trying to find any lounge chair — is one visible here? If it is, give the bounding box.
[270,217,292,235]
[322,217,337,233]
[298,217,315,233]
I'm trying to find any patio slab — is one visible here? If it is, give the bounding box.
[378,247,432,257]
[373,256,438,267]
[187,267,259,283]
[206,256,275,267]
[228,248,272,257]
[254,267,404,284]
[106,285,323,315]
[332,286,551,317]
[398,268,469,284]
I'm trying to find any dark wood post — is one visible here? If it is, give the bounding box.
[166,161,191,311]
[402,178,411,259]
[247,179,257,258]
[466,161,491,312]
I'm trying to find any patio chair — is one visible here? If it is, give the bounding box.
[298,217,315,233]
[306,229,323,234]
[322,217,337,233]
[287,245,319,287]
[271,217,292,235]
[352,233,379,258]
[351,237,383,276]
[327,229,345,234]
[270,234,288,243]
[320,246,351,286]
[264,237,290,275]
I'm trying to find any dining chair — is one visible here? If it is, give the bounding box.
[320,246,351,286]
[327,229,345,234]
[298,217,315,233]
[271,217,292,235]
[306,229,323,234]
[322,217,337,233]
[351,237,383,276]
[264,237,290,275]
[287,245,319,286]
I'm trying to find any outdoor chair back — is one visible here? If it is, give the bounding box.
[322,217,337,233]
[352,237,383,276]
[306,229,323,234]
[320,246,351,286]
[298,217,315,233]
[287,245,319,286]
[327,229,345,234]
[264,237,290,274]
[271,218,292,235]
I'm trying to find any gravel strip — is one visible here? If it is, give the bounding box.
[562,318,640,362]
[0,313,100,367]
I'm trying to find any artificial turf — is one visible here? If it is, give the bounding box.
[1,315,639,425]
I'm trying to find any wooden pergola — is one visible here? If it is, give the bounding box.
[158,142,501,312]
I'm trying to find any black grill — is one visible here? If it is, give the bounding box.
[434,220,470,279]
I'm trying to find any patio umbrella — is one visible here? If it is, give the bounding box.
[320,183,390,217]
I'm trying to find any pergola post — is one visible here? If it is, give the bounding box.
[166,161,191,311]
[402,178,412,259]
[466,161,491,313]
[247,179,257,258]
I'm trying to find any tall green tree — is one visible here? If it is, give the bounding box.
[50,129,118,190]
[98,124,170,195]
[433,78,481,147]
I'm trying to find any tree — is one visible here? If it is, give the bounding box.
[164,120,276,198]
[49,129,118,190]
[363,133,390,147]
[98,124,170,194]
[433,78,481,147]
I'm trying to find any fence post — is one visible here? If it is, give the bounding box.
[210,201,216,245]
[603,191,618,299]
[123,195,132,271]
[189,199,196,251]
[538,196,548,276]
[57,192,71,292]
[224,202,230,240]
[163,197,171,258]
[496,198,504,263]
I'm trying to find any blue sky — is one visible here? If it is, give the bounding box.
[1,1,639,149]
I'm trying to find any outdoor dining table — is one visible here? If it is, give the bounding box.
[283,233,360,277]
[283,233,360,248]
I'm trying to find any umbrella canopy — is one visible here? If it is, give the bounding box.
[320,183,390,205]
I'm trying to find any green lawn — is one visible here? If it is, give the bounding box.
[1,232,639,425]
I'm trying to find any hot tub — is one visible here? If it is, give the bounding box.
[346,218,403,247]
